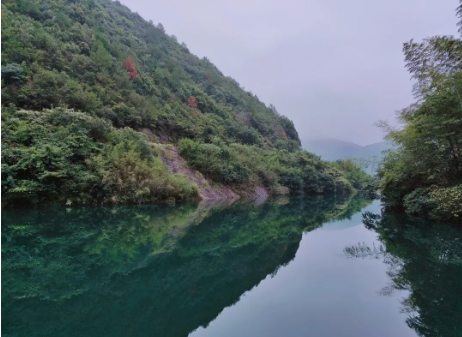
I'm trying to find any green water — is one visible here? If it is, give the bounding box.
[2,195,462,337]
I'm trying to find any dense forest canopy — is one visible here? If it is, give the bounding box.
[1,0,300,148]
[376,1,462,223]
[1,0,371,206]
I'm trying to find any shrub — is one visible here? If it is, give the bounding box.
[90,140,198,204]
[178,139,250,184]
[403,188,436,216]
[179,139,356,194]
[430,185,462,221]
[1,108,198,206]
[328,159,373,190]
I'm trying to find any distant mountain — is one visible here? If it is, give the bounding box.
[302,138,395,173]
[302,139,362,160]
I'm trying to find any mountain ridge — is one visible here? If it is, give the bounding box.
[301,138,394,174]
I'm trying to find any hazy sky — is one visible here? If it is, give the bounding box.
[120,0,459,145]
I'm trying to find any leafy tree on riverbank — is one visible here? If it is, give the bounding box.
[376,2,462,223]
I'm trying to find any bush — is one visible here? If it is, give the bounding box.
[1,108,198,206]
[178,139,250,184]
[328,159,373,190]
[398,185,462,222]
[179,139,356,194]
[90,140,198,204]
[403,188,436,216]
[430,185,462,221]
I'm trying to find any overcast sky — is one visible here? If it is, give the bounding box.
[120,0,459,145]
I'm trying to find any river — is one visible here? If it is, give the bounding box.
[2,194,461,337]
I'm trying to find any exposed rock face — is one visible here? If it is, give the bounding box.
[141,133,272,204]
[159,145,240,203]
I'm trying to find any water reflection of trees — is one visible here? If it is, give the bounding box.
[344,211,462,337]
[2,194,370,337]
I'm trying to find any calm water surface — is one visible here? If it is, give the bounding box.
[2,195,462,337]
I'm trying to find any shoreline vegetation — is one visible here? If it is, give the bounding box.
[2,0,459,224]
[373,2,462,224]
[1,0,371,207]
[1,107,371,207]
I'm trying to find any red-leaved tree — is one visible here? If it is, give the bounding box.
[187,96,198,108]
[122,56,140,79]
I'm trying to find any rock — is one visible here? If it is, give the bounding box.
[158,145,240,202]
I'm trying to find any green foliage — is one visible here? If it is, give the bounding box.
[0,0,364,205]
[1,108,198,205]
[402,188,436,216]
[327,159,373,190]
[429,184,462,220]
[1,0,300,148]
[179,139,357,194]
[89,140,198,204]
[178,139,250,184]
[377,4,462,223]
[1,63,25,84]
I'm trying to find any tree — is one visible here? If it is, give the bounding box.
[91,41,113,70]
[403,36,462,99]
[269,104,279,116]
[122,56,139,79]
[1,63,24,85]
[377,2,462,222]
[187,96,197,108]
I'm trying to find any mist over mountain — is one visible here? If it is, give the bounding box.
[302,138,395,173]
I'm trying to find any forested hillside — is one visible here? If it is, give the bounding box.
[2,0,300,149]
[1,0,367,206]
[376,2,462,223]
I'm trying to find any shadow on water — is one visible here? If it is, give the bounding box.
[2,193,369,337]
[344,210,462,337]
